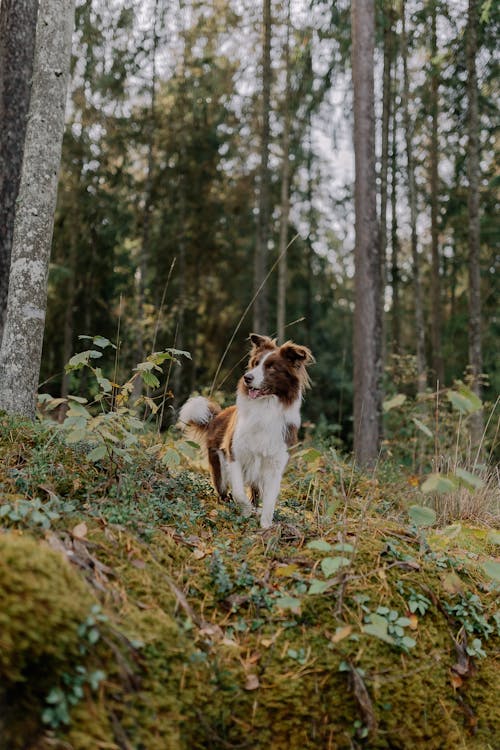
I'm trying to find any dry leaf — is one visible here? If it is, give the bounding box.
[72,522,88,539]
[408,614,419,631]
[193,548,206,560]
[244,673,260,691]
[331,625,353,643]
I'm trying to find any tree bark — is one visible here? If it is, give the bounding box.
[0,0,40,343]
[277,0,291,344]
[253,0,272,333]
[379,4,393,364]
[429,2,444,387]
[0,0,75,418]
[401,0,427,393]
[466,0,484,444]
[351,0,382,465]
[390,75,401,355]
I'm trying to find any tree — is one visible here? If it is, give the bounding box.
[0,0,40,342]
[253,0,272,333]
[466,0,484,444]
[428,0,444,386]
[401,0,427,393]
[277,0,291,344]
[351,0,382,464]
[0,0,75,418]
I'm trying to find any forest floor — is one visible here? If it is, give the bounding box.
[1,412,499,750]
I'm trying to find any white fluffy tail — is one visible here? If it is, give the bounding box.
[178,396,219,430]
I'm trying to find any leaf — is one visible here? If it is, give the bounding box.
[447,387,482,414]
[420,474,456,494]
[141,370,160,389]
[332,542,354,553]
[275,595,301,613]
[244,673,260,691]
[308,579,334,595]
[275,564,299,577]
[454,467,485,490]
[165,347,192,360]
[87,445,107,462]
[482,560,500,583]
[65,429,88,444]
[412,417,433,438]
[330,625,353,643]
[486,531,500,546]
[72,522,88,539]
[383,393,406,412]
[93,336,114,349]
[362,614,394,645]
[408,505,437,527]
[320,556,350,577]
[161,448,181,467]
[306,539,333,552]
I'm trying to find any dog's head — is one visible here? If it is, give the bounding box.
[240,333,314,405]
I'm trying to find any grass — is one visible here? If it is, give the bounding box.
[0,412,499,750]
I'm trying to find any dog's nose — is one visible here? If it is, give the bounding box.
[244,373,254,385]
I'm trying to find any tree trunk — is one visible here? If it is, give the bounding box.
[351,0,382,465]
[253,0,272,334]
[0,0,40,343]
[379,4,393,364]
[390,82,401,355]
[401,0,427,393]
[429,2,444,387]
[466,0,484,444]
[277,0,291,344]
[0,0,75,419]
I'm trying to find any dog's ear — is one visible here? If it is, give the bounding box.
[280,342,315,367]
[249,333,276,350]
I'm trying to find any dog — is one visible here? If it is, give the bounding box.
[178,333,314,528]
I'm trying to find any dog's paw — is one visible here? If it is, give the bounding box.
[259,514,274,529]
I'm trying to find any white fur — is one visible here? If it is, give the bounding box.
[245,351,272,388]
[222,391,302,528]
[178,396,212,426]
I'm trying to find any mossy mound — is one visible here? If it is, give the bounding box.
[0,415,499,749]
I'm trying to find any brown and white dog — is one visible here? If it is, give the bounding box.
[179,334,314,528]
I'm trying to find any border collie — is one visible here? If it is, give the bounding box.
[179,333,314,528]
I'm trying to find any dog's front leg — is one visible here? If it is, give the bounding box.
[260,456,287,529]
[227,461,254,517]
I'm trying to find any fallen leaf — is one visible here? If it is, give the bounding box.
[72,522,88,539]
[275,564,299,577]
[244,673,260,691]
[407,614,419,631]
[193,548,206,560]
[450,673,463,690]
[331,625,353,643]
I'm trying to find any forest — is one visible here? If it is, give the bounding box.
[0,0,499,748]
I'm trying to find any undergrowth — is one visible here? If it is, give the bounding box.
[0,412,499,750]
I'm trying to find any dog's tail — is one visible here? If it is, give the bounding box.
[178,396,220,445]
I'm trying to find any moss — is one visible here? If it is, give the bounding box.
[0,533,98,747]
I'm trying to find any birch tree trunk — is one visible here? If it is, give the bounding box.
[466,0,484,445]
[352,0,382,465]
[0,0,40,342]
[0,0,75,418]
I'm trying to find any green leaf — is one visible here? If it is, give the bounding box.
[412,417,433,438]
[93,336,114,349]
[486,531,500,546]
[482,560,500,583]
[165,347,192,360]
[363,614,394,645]
[447,386,482,414]
[161,448,181,467]
[275,595,301,612]
[420,474,456,494]
[320,556,350,577]
[308,579,334,595]
[141,370,160,389]
[65,429,88,444]
[332,542,354,553]
[87,445,107,462]
[306,539,333,552]
[383,393,406,412]
[408,504,437,527]
[454,467,485,490]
